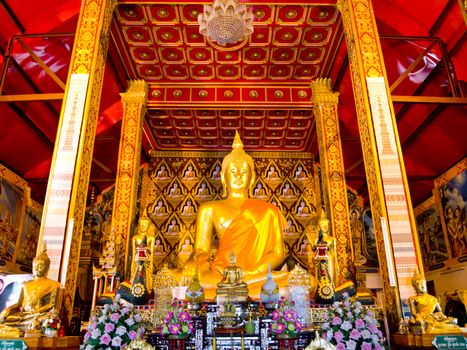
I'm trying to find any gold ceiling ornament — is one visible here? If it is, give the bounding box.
[198,0,254,45]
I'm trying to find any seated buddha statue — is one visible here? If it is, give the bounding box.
[216,252,248,301]
[0,242,60,332]
[409,269,460,334]
[183,131,287,298]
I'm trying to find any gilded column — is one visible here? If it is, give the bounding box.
[38,0,117,322]
[338,0,423,329]
[112,80,148,278]
[312,78,353,287]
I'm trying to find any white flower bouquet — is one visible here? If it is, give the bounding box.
[81,296,144,349]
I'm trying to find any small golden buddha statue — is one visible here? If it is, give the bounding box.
[216,252,249,301]
[0,242,60,332]
[408,269,460,334]
[183,131,287,298]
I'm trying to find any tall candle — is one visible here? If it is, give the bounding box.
[241,335,244,350]
[212,336,216,350]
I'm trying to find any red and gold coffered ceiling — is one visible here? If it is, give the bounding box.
[111,1,342,151]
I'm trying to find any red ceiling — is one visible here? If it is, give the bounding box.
[0,0,466,208]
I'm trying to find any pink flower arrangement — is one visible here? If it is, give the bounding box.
[81,295,144,350]
[161,298,194,337]
[321,293,387,350]
[270,298,302,336]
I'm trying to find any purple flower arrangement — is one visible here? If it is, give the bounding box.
[161,298,194,337]
[270,298,303,337]
[81,295,144,350]
[321,293,387,350]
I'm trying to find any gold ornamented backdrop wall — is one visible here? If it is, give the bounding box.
[142,151,321,273]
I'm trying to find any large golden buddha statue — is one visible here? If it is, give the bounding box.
[0,242,60,332]
[184,131,286,297]
[408,269,460,334]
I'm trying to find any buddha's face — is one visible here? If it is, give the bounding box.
[139,218,150,232]
[224,161,252,194]
[413,278,427,293]
[319,218,329,233]
[33,260,47,278]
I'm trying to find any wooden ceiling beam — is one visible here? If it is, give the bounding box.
[0,0,25,33]
[16,37,66,90]
[8,56,61,117]
[392,96,467,104]
[389,40,437,93]
[0,93,63,102]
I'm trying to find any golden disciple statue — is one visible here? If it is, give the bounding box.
[130,212,155,291]
[408,269,460,334]
[117,212,155,305]
[184,131,286,296]
[0,242,60,331]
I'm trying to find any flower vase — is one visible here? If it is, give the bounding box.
[245,321,256,335]
[43,328,57,338]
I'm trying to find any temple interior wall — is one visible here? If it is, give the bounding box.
[141,151,321,273]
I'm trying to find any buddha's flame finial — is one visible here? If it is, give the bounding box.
[411,266,423,285]
[232,130,244,150]
[41,240,47,254]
